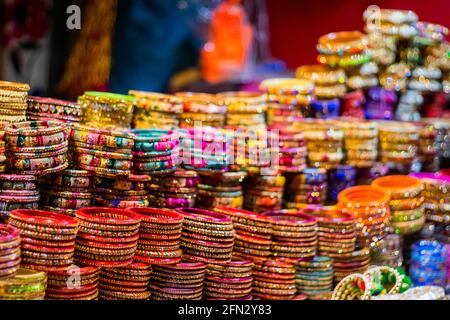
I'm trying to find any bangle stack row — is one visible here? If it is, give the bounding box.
[27,96,82,124]
[46,265,99,300]
[0,267,47,300]
[149,261,207,300]
[130,91,182,130]
[5,121,69,175]
[99,262,151,300]
[0,174,39,221]
[147,169,198,208]
[41,169,93,216]
[0,224,21,278]
[0,80,29,125]
[128,207,183,265]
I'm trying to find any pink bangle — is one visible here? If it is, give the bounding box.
[0,224,21,242]
[175,207,232,224]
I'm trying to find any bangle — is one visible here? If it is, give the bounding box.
[70,124,134,149]
[332,273,371,300]
[296,64,346,85]
[10,209,78,228]
[129,90,182,113]
[260,78,314,96]
[317,31,368,56]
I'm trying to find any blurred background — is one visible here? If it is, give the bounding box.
[0,0,448,99]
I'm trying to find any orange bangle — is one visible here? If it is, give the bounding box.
[337,185,390,207]
[371,175,423,200]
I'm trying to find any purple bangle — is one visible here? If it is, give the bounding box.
[175,207,231,223]
[368,86,397,104]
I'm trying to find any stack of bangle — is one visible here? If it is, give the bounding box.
[69,124,135,178]
[294,119,344,170]
[416,122,439,171]
[424,119,450,161]
[9,209,78,272]
[176,208,235,264]
[409,172,449,223]
[203,258,254,300]
[217,92,267,129]
[378,121,420,168]
[176,92,226,128]
[0,80,29,124]
[5,121,69,175]
[284,169,328,207]
[149,261,207,300]
[416,21,449,45]
[337,185,390,246]
[196,171,247,209]
[396,90,423,122]
[316,31,370,69]
[409,240,447,287]
[332,247,371,283]
[74,207,141,267]
[252,259,297,300]
[331,272,371,300]
[372,175,425,235]
[41,169,93,216]
[129,91,182,129]
[296,65,346,119]
[337,118,378,168]
[132,129,180,174]
[127,207,183,265]
[269,124,307,173]
[263,210,317,260]
[365,87,397,120]
[296,256,334,297]
[27,96,82,123]
[224,126,271,170]
[243,173,285,213]
[409,66,442,93]
[0,224,21,278]
[342,90,365,118]
[0,174,39,221]
[213,207,273,262]
[346,61,379,91]
[327,165,356,203]
[178,127,230,171]
[147,169,198,208]
[379,63,411,92]
[79,91,135,130]
[46,265,100,300]
[371,234,403,268]
[260,78,315,125]
[0,267,47,300]
[93,174,150,209]
[99,262,151,300]
[302,205,357,258]
[363,8,418,39]
[365,31,397,67]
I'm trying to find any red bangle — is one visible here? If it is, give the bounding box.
[126,207,183,224]
[175,207,232,224]
[10,209,78,228]
[76,207,141,226]
[76,232,139,244]
[302,206,354,223]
